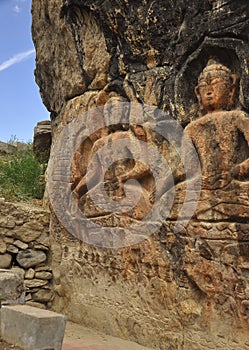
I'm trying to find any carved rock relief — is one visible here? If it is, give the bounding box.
[32,0,249,348]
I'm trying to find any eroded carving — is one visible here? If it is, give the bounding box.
[71,94,156,227]
[34,0,249,347]
[185,60,249,220]
[70,84,186,235]
[184,60,249,328]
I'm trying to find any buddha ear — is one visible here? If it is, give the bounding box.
[231,74,238,86]
[195,85,200,101]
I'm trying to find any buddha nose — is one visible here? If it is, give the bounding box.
[206,85,213,95]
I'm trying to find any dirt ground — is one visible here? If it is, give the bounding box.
[62,321,152,350]
[0,340,22,350]
[1,321,152,350]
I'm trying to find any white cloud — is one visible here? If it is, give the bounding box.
[12,0,27,14]
[13,5,21,13]
[0,49,35,72]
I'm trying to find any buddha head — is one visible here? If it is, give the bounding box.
[195,60,238,116]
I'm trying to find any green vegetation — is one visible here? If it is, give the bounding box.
[0,145,46,202]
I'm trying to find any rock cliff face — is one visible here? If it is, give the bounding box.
[32,1,249,349]
[33,120,52,162]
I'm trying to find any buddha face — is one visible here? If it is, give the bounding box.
[195,64,237,114]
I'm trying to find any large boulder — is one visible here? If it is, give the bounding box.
[33,120,52,162]
[32,1,249,349]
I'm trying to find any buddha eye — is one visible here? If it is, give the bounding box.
[211,78,223,85]
[199,82,208,88]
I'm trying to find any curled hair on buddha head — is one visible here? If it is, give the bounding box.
[195,58,238,116]
[198,59,235,84]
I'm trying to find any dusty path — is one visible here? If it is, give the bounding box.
[62,321,153,350]
[0,322,152,350]
[1,321,153,350]
[0,340,22,350]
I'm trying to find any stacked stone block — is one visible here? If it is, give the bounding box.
[0,199,52,309]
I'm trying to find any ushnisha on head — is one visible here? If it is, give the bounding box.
[195,59,238,116]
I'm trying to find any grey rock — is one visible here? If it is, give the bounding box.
[14,221,44,243]
[25,293,32,301]
[25,268,35,280]
[25,301,47,309]
[4,231,15,238]
[35,271,52,280]
[32,289,53,303]
[33,120,52,162]
[33,244,49,251]
[24,279,48,288]
[14,240,29,250]
[4,237,14,244]
[35,265,52,272]
[6,245,19,254]
[0,241,7,254]
[0,216,15,229]
[11,267,25,278]
[0,253,12,269]
[16,249,47,268]
[0,269,24,302]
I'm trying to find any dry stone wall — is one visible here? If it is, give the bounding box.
[0,200,52,309]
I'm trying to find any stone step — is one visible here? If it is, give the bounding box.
[1,304,67,350]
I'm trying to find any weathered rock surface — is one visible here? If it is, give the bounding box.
[25,268,35,280]
[0,269,24,302]
[32,0,249,120]
[6,245,19,254]
[32,289,53,303]
[14,221,43,243]
[32,0,249,349]
[0,254,12,269]
[33,120,52,162]
[13,240,29,250]
[0,216,15,229]
[0,241,7,254]
[35,271,53,280]
[17,249,47,268]
[35,265,52,272]
[25,301,47,309]
[24,278,48,288]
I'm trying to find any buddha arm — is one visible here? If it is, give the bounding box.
[231,112,249,180]
[231,158,249,180]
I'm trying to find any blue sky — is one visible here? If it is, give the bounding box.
[0,0,49,143]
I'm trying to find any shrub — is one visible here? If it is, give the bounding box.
[0,147,46,201]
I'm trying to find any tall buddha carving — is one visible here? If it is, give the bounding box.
[183,61,249,320]
[185,60,249,221]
